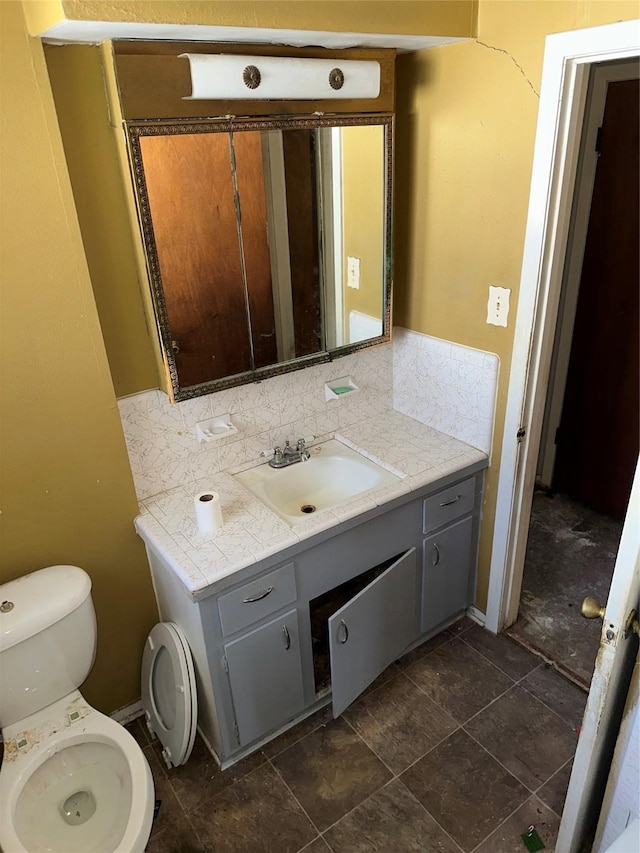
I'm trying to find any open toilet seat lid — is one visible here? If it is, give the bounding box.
[141,622,197,769]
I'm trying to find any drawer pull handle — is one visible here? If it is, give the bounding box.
[283,625,291,650]
[338,619,349,644]
[242,586,274,603]
[439,495,461,507]
[432,543,441,566]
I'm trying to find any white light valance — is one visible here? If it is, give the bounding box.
[179,54,381,100]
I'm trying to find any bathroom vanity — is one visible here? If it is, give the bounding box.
[136,413,487,768]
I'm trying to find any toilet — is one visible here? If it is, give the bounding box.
[0,565,154,853]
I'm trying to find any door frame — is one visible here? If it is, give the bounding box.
[485,19,640,634]
[537,60,639,488]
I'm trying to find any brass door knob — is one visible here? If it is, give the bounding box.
[582,596,606,620]
[624,609,640,639]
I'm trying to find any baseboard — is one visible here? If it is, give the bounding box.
[110,699,143,724]
[468,606,486,627]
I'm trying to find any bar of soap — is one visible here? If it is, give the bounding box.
[333,387,352,394]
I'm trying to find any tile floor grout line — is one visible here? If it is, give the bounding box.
[531,754,574,819]
[340,712,500,853]
[518,673,587,733]
[393,775,467,853]
[266,754,324,844]
[323,694,472,844]
[401,663,516,732]
[462,725,541,795]
[340,702,460,781]
[400,639,519,712]
[465,791,547,853]
[339,711,400,777]
[456,680,521,729]
[513,661,545,684]
[176,749,272,820]
[312,777,399,844]
[188,809,217,852]
[342,667,402,713]
[309,772,466,853]
[298,776,397,847]
[390,665,466,731]
[264,708,332,761]
[456,633,526,684]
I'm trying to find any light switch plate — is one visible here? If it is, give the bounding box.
[487,286,511,327]
[347,256,360,289]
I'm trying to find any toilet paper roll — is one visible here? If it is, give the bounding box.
[194,491,223,535]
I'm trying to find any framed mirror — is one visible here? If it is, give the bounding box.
[127,114,393,401]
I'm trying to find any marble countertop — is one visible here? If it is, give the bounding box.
[135,409,488,599]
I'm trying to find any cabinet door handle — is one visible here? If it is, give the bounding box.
[432,543,440,566]
[242,586,274,603]
[337,619,349,644]
[283,625,291,650]
[439,495,461,507]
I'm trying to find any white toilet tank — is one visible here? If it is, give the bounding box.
[0,565,97,728]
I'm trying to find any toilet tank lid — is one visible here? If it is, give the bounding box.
[0,565,92,651]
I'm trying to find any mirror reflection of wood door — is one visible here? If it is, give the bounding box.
[139,133,254,386]
[553,79,639,519]
[232,132,278,370]
[282,131,322,357]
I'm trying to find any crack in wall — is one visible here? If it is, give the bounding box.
[476,40,540,99]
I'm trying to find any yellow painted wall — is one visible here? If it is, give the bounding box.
[0,1,158,713]
[27,1,477,38]
[395,0,639,609]
[45,44,159,397]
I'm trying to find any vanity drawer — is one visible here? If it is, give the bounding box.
[423,477,476,533]
[218,563,297,637]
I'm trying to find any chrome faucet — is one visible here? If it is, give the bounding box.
[268,438,311,469]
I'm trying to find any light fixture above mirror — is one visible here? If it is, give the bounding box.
[108,41,396,401]
[179,53,382,100]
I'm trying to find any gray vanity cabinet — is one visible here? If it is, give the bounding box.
[420,474,479,635]
[140,462,485,768]
[329,548,418,715]
[422,516,473,635]
[224,608,305,746]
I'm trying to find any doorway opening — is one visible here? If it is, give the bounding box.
[506,62,639,690]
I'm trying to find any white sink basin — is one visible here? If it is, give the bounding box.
[234,439,401,526]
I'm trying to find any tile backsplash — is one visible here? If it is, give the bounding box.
[118,331,499,502]
[118,346,393,501]
[392,327,499,455]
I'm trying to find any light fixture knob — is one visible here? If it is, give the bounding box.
[329,68,345,90]
[243,65,261,90]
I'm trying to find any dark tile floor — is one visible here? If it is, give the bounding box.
[131,618,587,853]
[508,491,622,687]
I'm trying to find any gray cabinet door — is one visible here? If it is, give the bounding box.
[422,515,473,634]
[329,548,418,716]
[224,608,305,746]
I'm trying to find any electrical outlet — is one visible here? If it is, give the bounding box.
[487,286,511,327]
[347,256,360,289]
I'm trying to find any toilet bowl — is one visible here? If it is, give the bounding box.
[0,566,155,853]
[0,693,154,853]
